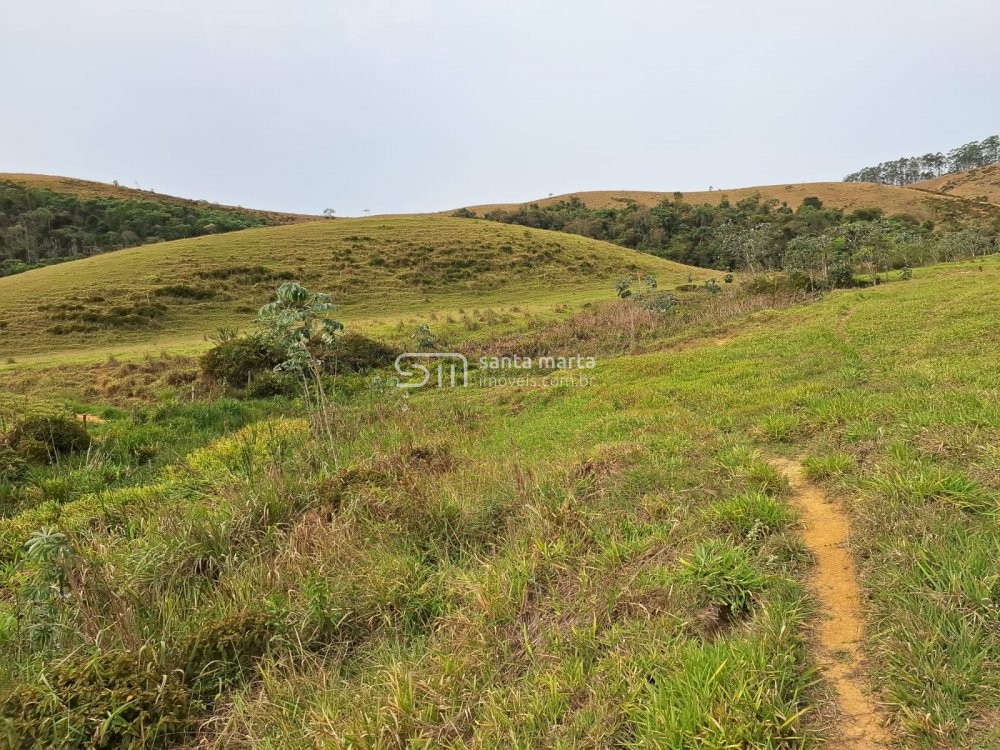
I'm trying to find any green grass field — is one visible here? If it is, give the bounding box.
[0,216,711,365]
[0,212,996,748]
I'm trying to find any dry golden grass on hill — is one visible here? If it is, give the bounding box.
[914,163,1000,206]
[461,180,993,221]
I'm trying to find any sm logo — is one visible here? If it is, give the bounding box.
[394,353,469,389]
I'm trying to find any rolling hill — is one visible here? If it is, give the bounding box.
[914,163,1000,206]
[460,178,999,221]
[1,173,315,225]
[0,216,711,362]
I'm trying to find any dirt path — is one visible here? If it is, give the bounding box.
[771,458,890,749]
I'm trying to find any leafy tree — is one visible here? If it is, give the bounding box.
[716,223,775,273]
[784,235,834,288]
[933,229,994,261]
[839,221,890,284]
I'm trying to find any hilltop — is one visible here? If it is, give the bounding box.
[0,215,710,362]
[459,179,997,222]
[0,174,322,279]
[0,173,315,225]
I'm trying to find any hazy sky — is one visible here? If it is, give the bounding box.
[4,1,998,215]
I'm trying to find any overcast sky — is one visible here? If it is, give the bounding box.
[4,1,998,215]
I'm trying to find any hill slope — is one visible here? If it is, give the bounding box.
[0,216,710,361]
[1,173,315,225]
[1,256,996,748]
[461,180,997,221]
[914,163,1000,206]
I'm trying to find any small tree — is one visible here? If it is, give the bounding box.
[784,235,834,288]
[257,282,343,447]
[839,221,890,285]
[716,223,774,273]
[413,323,436,351]
[257,282,343,350]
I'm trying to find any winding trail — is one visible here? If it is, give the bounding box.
[771,459,890,749]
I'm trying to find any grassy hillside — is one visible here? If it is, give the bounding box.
[462,180,997,221]
[0,256,996,749]
[915,163,1000,206]
[0,173,314,225]
[0,216,711,362]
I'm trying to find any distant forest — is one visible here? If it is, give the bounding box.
[466,192,997,285]
[844,134,1000,186]
[0,181,272,277]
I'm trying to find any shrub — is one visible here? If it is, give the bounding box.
[200,334,284,387]
[0,446,27,482]
[152,283,215,299]
[1,650,197,749]
[743,272,819,295]
[244,371,298,398]
[636,291,680,313]
[176,609,278,693]
[329,333,401,373]
[6,413,91,464]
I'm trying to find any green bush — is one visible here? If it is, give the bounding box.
[200,335,284,387]
[0,650,197,749]
[743,271,820,295]
[329,333,401,373]
[5,413,91,464]
[245,371,298,398]
[0,446,28,481]
[176,609,279,692]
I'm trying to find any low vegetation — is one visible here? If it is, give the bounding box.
[0,253,996,748]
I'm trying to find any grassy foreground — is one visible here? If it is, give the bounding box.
[0,256,997,748]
